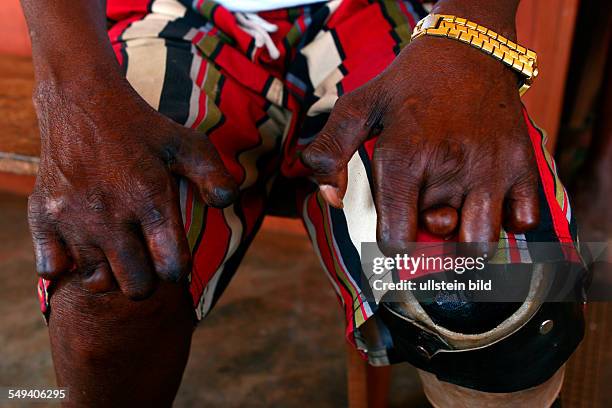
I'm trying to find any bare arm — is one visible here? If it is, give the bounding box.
[21,0,119,87]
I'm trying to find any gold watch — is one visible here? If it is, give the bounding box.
[411,14,538,96]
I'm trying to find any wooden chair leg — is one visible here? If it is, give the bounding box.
[347,345,392,408]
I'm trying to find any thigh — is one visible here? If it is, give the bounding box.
[294,0,583,397]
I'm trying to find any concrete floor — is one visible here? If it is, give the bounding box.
[0,191,426,407]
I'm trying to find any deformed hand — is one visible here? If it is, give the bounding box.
[303,35,540,255]
[28,78,238,299]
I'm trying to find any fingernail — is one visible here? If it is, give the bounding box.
[319,184,343,209]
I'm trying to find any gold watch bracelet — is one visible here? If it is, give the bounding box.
[411,14,538,96]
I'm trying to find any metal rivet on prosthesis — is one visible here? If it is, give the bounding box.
[416,346,431,360]
[539,320,554,335]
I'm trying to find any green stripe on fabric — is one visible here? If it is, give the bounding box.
[380,0,413,49]
[197,64,224,134]
[199,1,217,20]
[539,131,566,210]
[197,35,221,58]
[188,198,205,251]
[316,194,366,327]
[285,25,302,48]
[490,229,510,264]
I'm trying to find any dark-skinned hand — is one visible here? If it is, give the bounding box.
[302,34,540,256]
[28,78,238,299]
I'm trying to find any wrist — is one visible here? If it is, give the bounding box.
[32,65,142,131]
[33,60,126,103]
[432,0,519,41]
[30,31,124,86]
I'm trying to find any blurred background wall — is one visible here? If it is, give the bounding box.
[0,0,30,57]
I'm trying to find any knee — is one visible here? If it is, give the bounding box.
[48,277,194,357]
[47,277,194,406]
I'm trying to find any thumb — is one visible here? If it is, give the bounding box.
[301,94,377,208]
[170,130,239,208]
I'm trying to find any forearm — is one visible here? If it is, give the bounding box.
[20,0,122,85]
[432,0,520,40]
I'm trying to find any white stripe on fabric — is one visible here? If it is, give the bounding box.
[301,30,342,91]
[302,195,345,307]
[306,69,343,117]
[515,233,532,263]
[340,152,387,306]
[184,44,204,128]
[125,38,168,109]
[151,0,188,17]
[123,1,186,109]
[343,152,378,257]
[325,203,374,318]
[565,191,573,223]
[197,205,244,318]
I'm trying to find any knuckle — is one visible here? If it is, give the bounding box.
[377,183,417,213]
[429,140,466,171]
[203,185,237,208]
[373,150,423,186]
[157,257,190,282]
[85,187,110,214]
[512,172,539,197]
[133,175,171,203]
[302,135,344,173]
[124,281,156,301]
[27,204,45,229]
[160,142,180,166]
[28,190,74,232]
[373,139,413,164]
[139,204,168,231]
[79,259,107,278]
[329,98,364,130]
[28,196,64,234]
[28,193,51,218]
[507,138,536,167]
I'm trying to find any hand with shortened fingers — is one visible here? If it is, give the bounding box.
[28,77,238,299]
[302,3,540,256]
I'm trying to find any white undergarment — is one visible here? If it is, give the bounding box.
[214,0,326,12]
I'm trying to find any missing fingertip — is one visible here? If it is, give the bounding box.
[319,184,344,209]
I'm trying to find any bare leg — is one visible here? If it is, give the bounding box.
[418,366,565,408]
[48,278,194,407]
